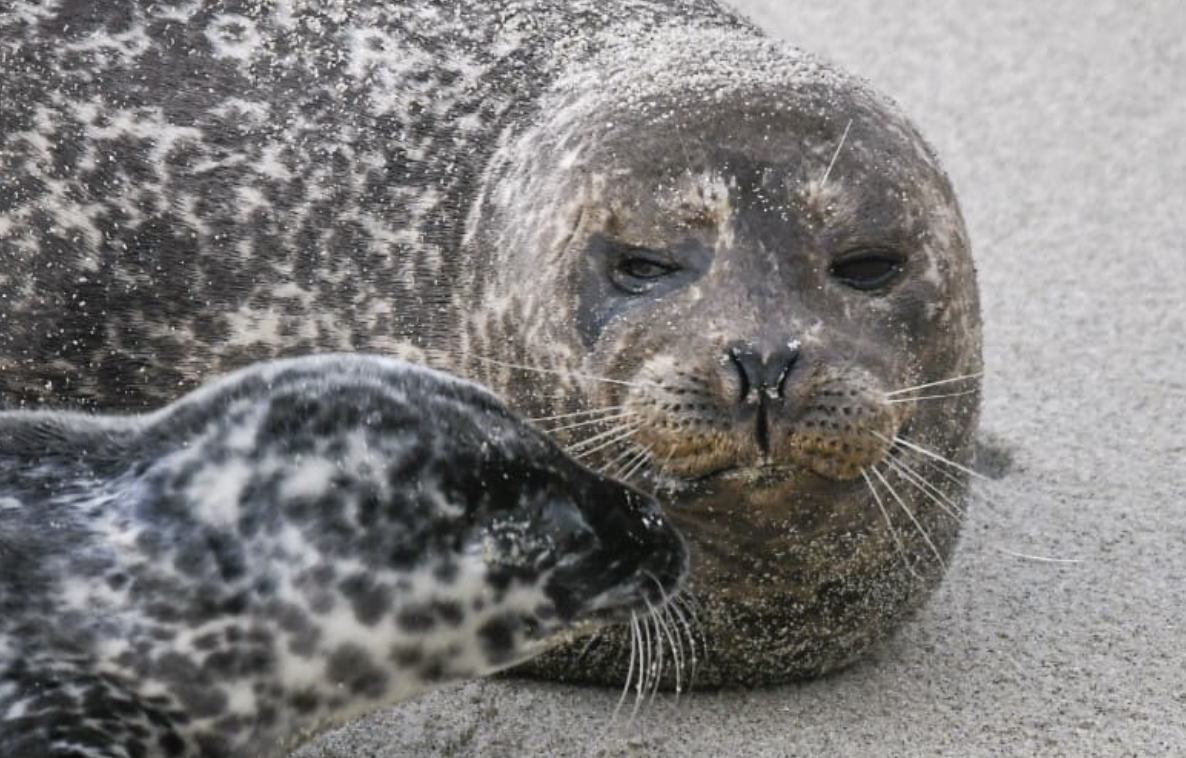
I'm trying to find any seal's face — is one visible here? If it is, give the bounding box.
[579,94,972,473]
[474,82,980,682]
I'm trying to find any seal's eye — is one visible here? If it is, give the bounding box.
[610,250,680,293]
[829,249,904,290]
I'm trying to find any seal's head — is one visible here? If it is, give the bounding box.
[0,355,686,755]
[133,355,687,680]
[468,34,981,684]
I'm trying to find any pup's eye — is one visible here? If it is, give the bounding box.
[829,249,904,290]
[611,251,680,293]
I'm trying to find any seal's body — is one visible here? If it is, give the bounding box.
[0,354,686,757]
[0,0,981,684]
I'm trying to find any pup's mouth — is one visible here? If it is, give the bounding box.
[572,571,681,626]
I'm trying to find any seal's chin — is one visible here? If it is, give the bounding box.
[657,460,860,494]
[697,463,800,487]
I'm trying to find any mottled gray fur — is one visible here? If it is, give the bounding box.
[0,354,686,757]
[0,0,981,687]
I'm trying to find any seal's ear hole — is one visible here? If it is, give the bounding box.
[829,249,904,291]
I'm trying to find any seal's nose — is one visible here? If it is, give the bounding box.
[725,339,801,404]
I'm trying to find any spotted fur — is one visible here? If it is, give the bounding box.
[0,354,687,757]
[0,0,981,686]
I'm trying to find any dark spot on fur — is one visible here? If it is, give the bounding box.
[326,644,388,698]
[390,645,423,668]
[290,690,320,715]
[395,604,435,633]
[433,560,459,583]
[159,732,187,757]
[478,615,519,665]
[432,600,465,627]
[339,572,392,626]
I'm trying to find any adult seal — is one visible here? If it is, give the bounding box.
[0,0,982,685]
[0,354,687,757]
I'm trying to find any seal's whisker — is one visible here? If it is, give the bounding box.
[618,444,655,483]
[648,574,686,698]
[861,468,924,581]
[993,547,1083,564]
[901,455,1085,565]
[669,592,705,689]
[881,454,966,521]
[662,605,686,699]
[567,421,644,456]
[613,447,646,481]
[471,355,658,389]
[649,614,664,702]
[870,465,947,569]
[631,609,650,722]
[538,410,638,434]
[876,431,988,482]
[886,388,980,404]
[819,117,853,188]
[601,443,643,478]
[527,405,630,423]
[652,612,669,703]
[612,611,641,723]
[885,372,984,397]
[600,442,646,479]
[643,600,665,705]
[570,431,643,464]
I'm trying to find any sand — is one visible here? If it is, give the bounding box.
[295,1,1186,755]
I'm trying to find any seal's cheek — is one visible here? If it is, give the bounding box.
[574,233,713,347]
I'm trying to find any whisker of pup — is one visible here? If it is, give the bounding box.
[884,372,984,397]
[632,607,651,721]
[861,468,923,581]
[612,611,641,723]
[667,592,703,692]
[645,573,686,698]
[662,606,686,699]
[870,465,947,569]
[471,354,657,389]
[643,600,665,706]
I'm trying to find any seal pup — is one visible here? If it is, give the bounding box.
[0,354,687,757]
[0,0,980,684]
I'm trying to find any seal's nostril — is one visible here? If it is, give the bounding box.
[727,346,756,404]
[726,339,801,404]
